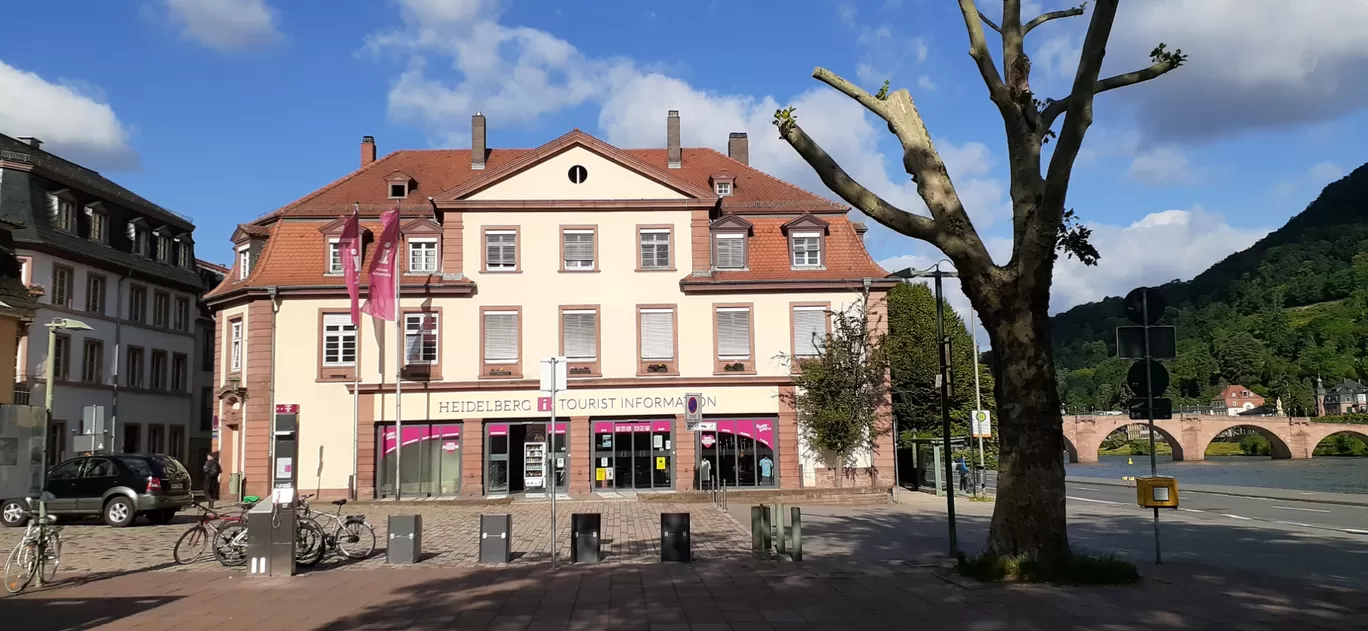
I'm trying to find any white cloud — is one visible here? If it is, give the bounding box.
[1052,209,1270,312]
[372,0,1010,233]
[162,0,282,52]
[1107,0,1368,140]
[1125,146,1197,186]
[917,75,937,91]
[0,61,137,169]
[1275,161,1346,196]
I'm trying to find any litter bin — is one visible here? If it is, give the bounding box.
[479,514,512,564]
[387,514,422,564]
[661,513,691,563]
[570,513,601,564]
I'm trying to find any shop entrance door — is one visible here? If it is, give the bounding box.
[696,419,778,489]
[377,423,462,498]
[592,420,673,491]
[485,421,567,496]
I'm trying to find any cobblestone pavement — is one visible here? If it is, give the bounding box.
[0,501,749,575]
[2,558,1363,630]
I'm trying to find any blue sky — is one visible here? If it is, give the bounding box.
[2,0,1365,315]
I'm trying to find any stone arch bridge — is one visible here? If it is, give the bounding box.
[1063,415,1368,463]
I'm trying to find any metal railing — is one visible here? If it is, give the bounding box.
[12,383,30,405]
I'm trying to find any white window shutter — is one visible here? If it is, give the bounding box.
[563,311,597,360]
[793,308,826,357]
[484,312,518,362]
[717,309,751,358]
[715,234,745,268]
[640,310,674,360]
[564,232,594,268]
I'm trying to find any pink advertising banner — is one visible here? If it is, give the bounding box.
[382,424,461,455]
[593,421,674,434]
[709,419,775,448]
[487,424,509,436]
[361,207,400,321]
[339,211,362,325]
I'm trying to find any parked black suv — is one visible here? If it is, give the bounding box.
[1,454,194,528]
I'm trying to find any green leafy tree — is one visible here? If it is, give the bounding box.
[773,0,1186,561]
[1216,331,1265,385]
[779,301,892,487]
[886,283,996,446]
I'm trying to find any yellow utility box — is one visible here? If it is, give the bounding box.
[1136,476,1179,508]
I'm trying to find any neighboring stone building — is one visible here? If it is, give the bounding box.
[1,134,202,466]
[1211,384,1266,416]
[205,112,896,500]
[188,259,228,486]
[0,219,38,403]
[1319,377,1368,416]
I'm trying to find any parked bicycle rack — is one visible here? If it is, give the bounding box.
[751,504,802,561]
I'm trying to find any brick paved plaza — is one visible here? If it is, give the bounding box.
[0,500,750,574]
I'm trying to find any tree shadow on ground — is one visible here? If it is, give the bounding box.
[0,596,182,630]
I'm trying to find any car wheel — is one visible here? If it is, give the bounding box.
[0,500,28,528]
[103,497,136,528]
[146,509,176,525]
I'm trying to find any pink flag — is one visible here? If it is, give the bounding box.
[361,207,401,321]
[339,210,362,325]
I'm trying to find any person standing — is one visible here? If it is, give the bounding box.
[957,455,969,493]
[203,453,222,508]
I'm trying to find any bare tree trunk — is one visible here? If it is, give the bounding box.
[981,288,1070,560]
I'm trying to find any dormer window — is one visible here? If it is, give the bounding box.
[175,234,193,268]
[327,238,343,274]
[238,244,252,279]
[49,190,78,233]
[85,203,107,244]
[710,215,753,271]
[127,218,148,256]
[781,214,831,270]
[710,173,736,197]
[386,171,414,199]
[155,232,172,263]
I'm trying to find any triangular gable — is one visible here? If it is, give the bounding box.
[231,223,271,243]
[401,217,441,234]
[711,214,753,235]
[318,216,375,237]
[781,214,830,235]
[385,170,414,183]
[435,129,716,202]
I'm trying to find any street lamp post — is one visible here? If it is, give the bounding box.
[890,263,960,557]
[39,317,92,587]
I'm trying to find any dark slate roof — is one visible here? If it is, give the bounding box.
[0,134,193,231]
[1329,378,1366,394]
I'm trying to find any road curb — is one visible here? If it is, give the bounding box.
[1070,477,1368,508]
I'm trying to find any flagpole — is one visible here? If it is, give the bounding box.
[350,204,360,501]
[394,225,403,502]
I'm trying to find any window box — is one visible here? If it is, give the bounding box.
[723,362,748,372]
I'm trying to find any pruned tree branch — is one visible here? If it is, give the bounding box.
[1040,53,1185,131]
[958,0,1010,107]
[978,11,1002,33]
[1024,4,1087,35]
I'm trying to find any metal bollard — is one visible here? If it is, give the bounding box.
[773,503,787,555]
[790,507,802,562]
[571,513,601,564]
[751,505,771,559]
[386,514,423,564]
[661,513,691,562]
[479,514,512,564]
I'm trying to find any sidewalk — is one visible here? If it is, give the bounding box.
[1068,476,1368,507]
[2,558,1362,630]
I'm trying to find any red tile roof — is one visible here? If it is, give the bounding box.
[208,131,885,300]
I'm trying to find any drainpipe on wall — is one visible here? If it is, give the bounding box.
[266,286,280,484]
[110,268,130,452]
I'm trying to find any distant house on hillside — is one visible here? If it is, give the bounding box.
[1319,378,1368,416]
[1211,385,1265,416]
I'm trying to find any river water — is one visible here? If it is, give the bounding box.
[1065,455,1368,495]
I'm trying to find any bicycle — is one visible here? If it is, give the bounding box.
[4,499,62,594]
[297,495,376,560]
[173,501,254,565]
[212,500,326,568]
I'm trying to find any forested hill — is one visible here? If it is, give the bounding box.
[1050,161,1368,414]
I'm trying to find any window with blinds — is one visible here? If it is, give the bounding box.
[327,239,342,274]
[322,313,358,366]
[486,231,517,270]
[640,230,670,269]
[792,307,827,357]
[409,238,438,273]
[404,313,439,365]
[562,310,597,361]
[714,233,746,269]
[716,308,752,359]
[791,232,822,267]
[640,309,674,360]
[563,230,595,270]
[483,311,518,363]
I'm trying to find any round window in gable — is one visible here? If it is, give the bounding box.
[568,165,588,184]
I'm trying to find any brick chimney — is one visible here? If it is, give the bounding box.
[17,137,42,150]
[727,132,748,165]
[360,136,376,167]
[667,110,681,169]
[472,112,487,170]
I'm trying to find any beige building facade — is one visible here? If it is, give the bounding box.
[206,114,896,500]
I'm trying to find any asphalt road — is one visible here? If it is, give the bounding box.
[782,479,1368,588]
